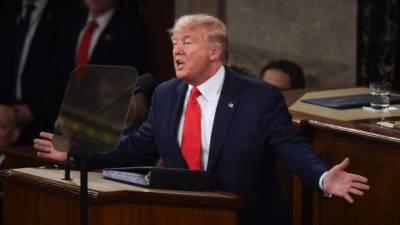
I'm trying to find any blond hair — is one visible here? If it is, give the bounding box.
[169,13,229,63]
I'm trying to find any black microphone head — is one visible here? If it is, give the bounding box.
[136,73,155,94]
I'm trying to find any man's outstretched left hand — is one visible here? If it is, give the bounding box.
[323,157,370,203]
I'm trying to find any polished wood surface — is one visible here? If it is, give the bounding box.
[284,89,400,225]
[0,168,243,225]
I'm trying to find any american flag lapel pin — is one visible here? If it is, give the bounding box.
[228,102,234,108]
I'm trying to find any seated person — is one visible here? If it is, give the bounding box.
[260,60,305,90]
[0,104,21,149]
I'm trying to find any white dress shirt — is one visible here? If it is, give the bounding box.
[75,9,115,61]
[15,0,48,100]
[177,66,225,170]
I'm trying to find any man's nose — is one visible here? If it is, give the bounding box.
[173,43,183,55]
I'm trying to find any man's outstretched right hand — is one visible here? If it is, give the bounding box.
[34,132,67,162]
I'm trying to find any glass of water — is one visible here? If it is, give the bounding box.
[369,82,391,110]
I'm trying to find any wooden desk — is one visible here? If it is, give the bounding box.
[0,168,243,225]
[284,88,400,225]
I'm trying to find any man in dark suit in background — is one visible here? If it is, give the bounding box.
[52,0,148,95]
[0,0,72,144]
[35,14,369,225]
[49,0,149,132]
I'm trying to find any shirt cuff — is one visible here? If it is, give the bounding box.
[319,172,332,198]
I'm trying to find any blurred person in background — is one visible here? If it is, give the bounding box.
[0,0,75,144]
[260,60,305,90]
[0,105,21,149]
[49,0,149,132]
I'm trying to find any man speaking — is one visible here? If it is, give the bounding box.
[35,13,369,225]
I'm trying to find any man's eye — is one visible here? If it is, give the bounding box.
[184,41,192,45]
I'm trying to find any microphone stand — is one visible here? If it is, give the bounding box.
[79,153,88,225]
[62,151,72,180]
[62,146,88,225]
[69,146,94,225]
[64,84,139,225]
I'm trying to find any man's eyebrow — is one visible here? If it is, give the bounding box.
[172,34,193,40]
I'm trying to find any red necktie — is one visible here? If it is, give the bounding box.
[76,19,98,66]
[181,87,202,170]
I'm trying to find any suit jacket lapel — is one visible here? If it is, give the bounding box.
[90,13,115,64]
[169,80,188,166]
[207,69,240,173]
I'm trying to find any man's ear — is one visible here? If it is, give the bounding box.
[209,44,222,61]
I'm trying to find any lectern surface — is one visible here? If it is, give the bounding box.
[0,168,242,225]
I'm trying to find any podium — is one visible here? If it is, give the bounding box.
[0,168,243,225]
[284,88,400,225]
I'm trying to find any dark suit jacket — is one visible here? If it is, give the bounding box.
[53,8,148,94]
[85,68,327,225]
[51,8,148,130]
[0,0,71,144]
[0,0,19,102]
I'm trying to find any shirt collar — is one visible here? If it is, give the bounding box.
[23,0,47,11]
[188,65,225,101]
[88,8,115,28]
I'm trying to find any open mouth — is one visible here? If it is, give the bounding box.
[175,59,185,69]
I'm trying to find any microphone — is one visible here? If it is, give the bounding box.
[134,73,155,95]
